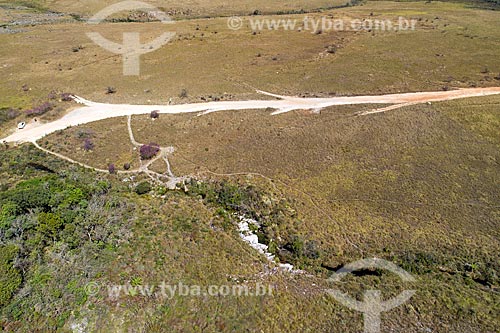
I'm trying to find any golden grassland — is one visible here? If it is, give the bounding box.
[40,117,139,170]
[129,95,500,256]
[0,1,499,331]
[1,1,499,135]
[0,0,348,18]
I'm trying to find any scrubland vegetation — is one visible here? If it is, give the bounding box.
[0,0,499,331]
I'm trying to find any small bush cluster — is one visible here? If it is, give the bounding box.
[25,102,53,116]
[83,138,94,151]
[76,128,94,139]
[0,108,20,125]
[47,91,58,100]
[48,91,72,102]
[6,109,19,119]
[106,86,117,94]
[135,181,152,195]
[108,164,116,174]
[326,45,337,54]
[150,110,160,119]
[61,92,73,101]
[140,143,160,160]
[283,236,320,260]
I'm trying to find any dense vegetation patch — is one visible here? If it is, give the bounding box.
[0,108,20,126]
[0,144,134,330]
[186,179,323,267]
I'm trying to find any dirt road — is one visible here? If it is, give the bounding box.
[3,87,500,143]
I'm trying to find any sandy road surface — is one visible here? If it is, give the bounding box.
[3,87,500,143]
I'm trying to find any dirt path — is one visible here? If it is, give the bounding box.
[3,87,500,143]
[32,117,180,184]
[32,141,134,174]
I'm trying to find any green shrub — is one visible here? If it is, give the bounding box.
[179,88,188,98]
[0,245,22,307]
[395,251,440,274]
[36,212,64,243]
[304,240,321,259]
[0,202,20,230]
[287,235,304,257]
[135,182,152,195]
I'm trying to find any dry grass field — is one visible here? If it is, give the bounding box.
[1,1,499,132]
[1,0,349,18]
[0,0,499,332]
[129,95,500,258]
[40,117,139,171]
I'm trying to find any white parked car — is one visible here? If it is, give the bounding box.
[17,122,26,129]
